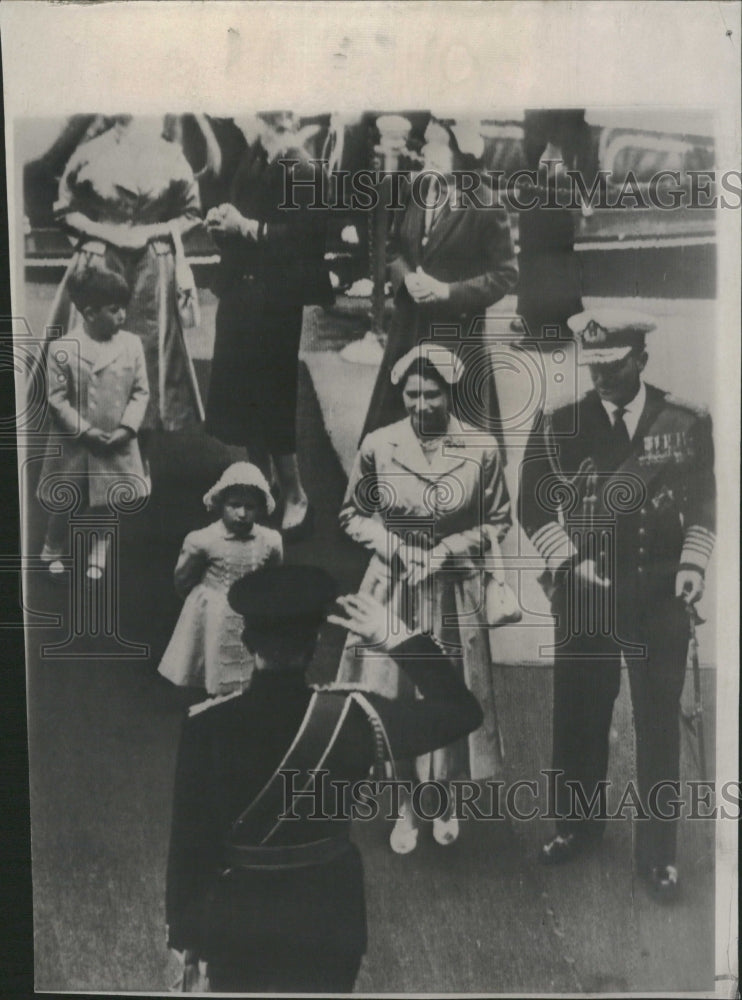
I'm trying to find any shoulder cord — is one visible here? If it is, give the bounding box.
[350,691,398,782]
[542,410,597,524]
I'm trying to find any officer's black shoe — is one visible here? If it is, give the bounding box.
[539,832,592,865]
[643,864,680,902]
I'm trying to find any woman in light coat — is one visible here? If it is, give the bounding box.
[336,345,511,852]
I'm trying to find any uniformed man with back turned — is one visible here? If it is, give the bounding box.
[519,308,715,899]
[165,564,483,992]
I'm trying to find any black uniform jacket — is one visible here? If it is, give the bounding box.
[519,384,716,609]
[166,634,483,962]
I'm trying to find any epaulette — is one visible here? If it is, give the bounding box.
[663,393,710,419]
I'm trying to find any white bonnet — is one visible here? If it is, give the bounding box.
[390,344,465,387]
[203,462,275,515]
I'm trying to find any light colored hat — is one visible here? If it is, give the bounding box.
[568,308,657,365]
[203,462,275,515]
[390,344,465,386]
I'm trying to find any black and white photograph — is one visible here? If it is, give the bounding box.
[1,2,739,996]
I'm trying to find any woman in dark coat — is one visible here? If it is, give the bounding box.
[204,113,332,537]
[361,117,518,455]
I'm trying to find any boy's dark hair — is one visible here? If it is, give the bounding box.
[68,265,131,313]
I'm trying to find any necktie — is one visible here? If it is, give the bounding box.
[611,406,631,450]
[422,177,442,246]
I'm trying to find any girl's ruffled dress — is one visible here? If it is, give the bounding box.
[158,521,283,694]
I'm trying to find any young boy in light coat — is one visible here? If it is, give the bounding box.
[38,266,150,579]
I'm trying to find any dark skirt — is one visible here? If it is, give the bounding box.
[361,297,506,456]
[205,278,304,458]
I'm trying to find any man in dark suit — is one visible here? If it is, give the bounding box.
[165,565,483,991]
[519,309,715,899]
[361,115,518,451]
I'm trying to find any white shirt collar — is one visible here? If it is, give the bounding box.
[600,381,646,440]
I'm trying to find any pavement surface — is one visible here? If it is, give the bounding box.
[20,280,719,993]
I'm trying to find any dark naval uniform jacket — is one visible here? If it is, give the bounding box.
[518,383,715,866]
[520,383,716,615]
[165,633,482,989]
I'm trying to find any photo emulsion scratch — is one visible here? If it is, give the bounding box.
[1,2,739,996]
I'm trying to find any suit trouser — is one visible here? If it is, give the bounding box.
[551,580,689,868]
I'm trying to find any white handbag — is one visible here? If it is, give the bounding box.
[484,531,523,628]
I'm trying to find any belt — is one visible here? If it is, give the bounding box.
[222,836,352,872]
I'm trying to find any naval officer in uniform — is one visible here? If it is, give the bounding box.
[165,565,483,992]
[518,309,715,899]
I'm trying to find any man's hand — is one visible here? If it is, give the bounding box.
[206,203,258,240]
[676,568,704,605]
[404,268,450,303]
[570,558,610,590]
[328,593,409,652]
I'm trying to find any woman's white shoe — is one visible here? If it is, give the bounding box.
[433,815,460,846]
[390,818,419,855]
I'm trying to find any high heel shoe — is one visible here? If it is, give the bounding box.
[282,501,315,544]
[390,817,419,855]
[433,815,460,846]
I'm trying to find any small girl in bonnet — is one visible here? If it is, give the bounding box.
[158,462,283,696]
